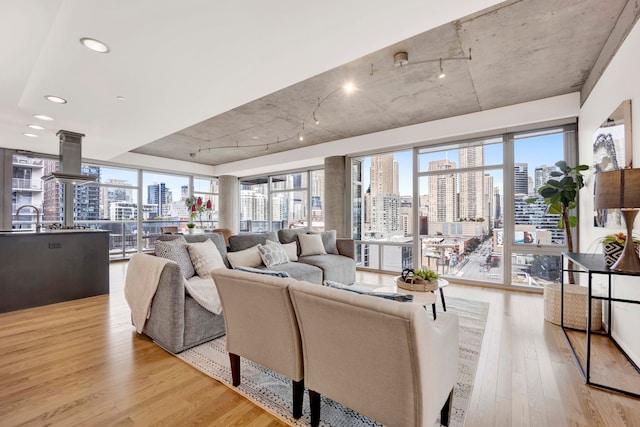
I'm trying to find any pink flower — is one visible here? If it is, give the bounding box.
[206,200,212,209]
[197,196,203,206]
[191,204,196,212]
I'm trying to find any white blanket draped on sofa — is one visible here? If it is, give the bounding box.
[125,253,172,333]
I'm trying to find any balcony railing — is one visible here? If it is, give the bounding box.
[12,178,42,191]
[13,159,44,167]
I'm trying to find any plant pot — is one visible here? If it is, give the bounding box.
[187,228,194,234]
[395,276,438,292]
[603,242,639,267]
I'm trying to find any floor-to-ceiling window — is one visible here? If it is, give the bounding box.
[417,138,504,284]
[239,169,324,233]
[351,150,413,271]
[350,122,577,288]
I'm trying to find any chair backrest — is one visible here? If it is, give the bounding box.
[160,226,179,234]
[211,269,304,381]
[288,281,458,427]
[212,228,232,247]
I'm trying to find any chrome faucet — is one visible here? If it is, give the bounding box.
[15,204,41,232]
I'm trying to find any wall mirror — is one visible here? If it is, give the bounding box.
[593,99,632,227]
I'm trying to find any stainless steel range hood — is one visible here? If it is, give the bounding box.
[41,130,98,185]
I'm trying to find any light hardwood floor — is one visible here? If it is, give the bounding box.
[0,263,638,426]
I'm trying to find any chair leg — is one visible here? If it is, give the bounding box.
[292,379,304,419]
[229,353,240,386]
[309,389,321,427]
[440,388,454,426]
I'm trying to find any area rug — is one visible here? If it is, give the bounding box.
[178,296,489,427]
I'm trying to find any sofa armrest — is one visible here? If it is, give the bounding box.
[141,261,187,353]
[336,238,355,259]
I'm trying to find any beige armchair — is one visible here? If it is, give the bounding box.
[288,281,459,427]
[211,269,305,419]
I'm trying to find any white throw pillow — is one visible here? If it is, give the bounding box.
[266,239,298,261]
[226,244,263,268]
[298,233,327,256]
[187,239,226,278]
[257,243,289,267]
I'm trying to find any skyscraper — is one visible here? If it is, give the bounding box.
[534,165,556,193]
[514,163,529,194]
[369,154,401,234]
[147,183,168,217]
[458,146,485,220]
[428,160,457,222]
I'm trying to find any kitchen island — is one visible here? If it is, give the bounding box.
[0,229,109,313]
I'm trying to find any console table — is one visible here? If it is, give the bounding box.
[560,252,640,398]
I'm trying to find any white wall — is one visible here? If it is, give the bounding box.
[579,20,640,365]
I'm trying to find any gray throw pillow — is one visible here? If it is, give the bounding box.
[323,280,414,302]
[233,266,290,278]
[155,236,196,279]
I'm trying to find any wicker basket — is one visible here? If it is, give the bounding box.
[543,283,602,331]
[396,276,439,292]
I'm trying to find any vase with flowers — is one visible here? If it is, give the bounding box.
[185,196,213,230]
[601,233,640,267]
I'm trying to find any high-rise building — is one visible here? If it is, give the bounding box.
[534,165,557,193]
[147,183,168,218]
[370,154,398,196]
[514,163,529,195]
[428,160,457,222]
[458,146,484,220]
[368,154,400,235]
[483,174,494,229]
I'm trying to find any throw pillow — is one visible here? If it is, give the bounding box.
[233,266,291,278]
[226,244,263,269]
[298,233,327,256]
[186,239,226,278]
[324,280,414,302]
[257,243,289,267]
[310,230,339,255]
[266,239,298,262]
[154,237,195,279]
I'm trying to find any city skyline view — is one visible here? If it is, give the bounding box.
[366,130,567,196]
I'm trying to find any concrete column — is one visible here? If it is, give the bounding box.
[1,149,11,229]
[218,175,239,234]
[324,156,347,237]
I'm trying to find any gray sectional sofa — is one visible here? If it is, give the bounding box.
[228,229,356,285]
[126,230,355,353]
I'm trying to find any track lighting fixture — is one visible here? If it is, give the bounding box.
[188,48,473,160]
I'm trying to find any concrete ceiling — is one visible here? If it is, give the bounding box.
[0,0,633,175]
[133,0,630,166]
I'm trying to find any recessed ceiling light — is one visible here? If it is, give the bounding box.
[80,37,110,53]
[45,95,67,104]
[343,82,356,93]
[33,114,53,121]
[23,133,38,138]
[116,96,126,101]
[251,136,260,140]
[28,124,45,130]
